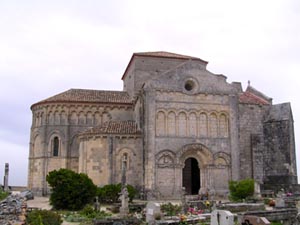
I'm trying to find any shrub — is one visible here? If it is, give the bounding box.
[229,179,254,201]
[26,209,62,225]
[161,202,182,216]
[0,189,9,200]
[46,168,97,210]
[97,183,137,203]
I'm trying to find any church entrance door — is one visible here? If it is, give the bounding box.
[182,157,200,195]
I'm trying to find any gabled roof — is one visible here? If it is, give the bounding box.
[80,120,141,136]
[31,88,132,109]
[239,85,272,105]
[121,51,208,80]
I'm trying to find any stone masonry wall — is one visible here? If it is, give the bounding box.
[29,102,134,195]
[238,104,268,180]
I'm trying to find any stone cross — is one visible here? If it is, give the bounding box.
[3,163,9,192]
[121,156,127,188]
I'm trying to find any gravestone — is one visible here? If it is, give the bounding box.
[211,210,234,225]
[146,202,161,225]
[119,187,129,217]
[94,196,100,211]
[241,215,270,225]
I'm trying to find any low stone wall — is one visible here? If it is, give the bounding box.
[218,203,265,213]
[243,208,298,225]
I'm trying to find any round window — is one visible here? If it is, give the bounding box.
[184,80,195,91]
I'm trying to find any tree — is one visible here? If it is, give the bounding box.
[46,169,97,210]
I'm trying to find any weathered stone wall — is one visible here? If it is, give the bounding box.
[263,120,297,184]
[29,102,134,195]
[141,61,240,198]
[238,104,268,180]
[79,136,143,187]
[123,56,195,98]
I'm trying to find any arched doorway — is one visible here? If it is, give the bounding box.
[182,157,200,195]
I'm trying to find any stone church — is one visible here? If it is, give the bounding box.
[28,51,297,198]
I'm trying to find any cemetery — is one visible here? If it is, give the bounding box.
[2,163,300,225]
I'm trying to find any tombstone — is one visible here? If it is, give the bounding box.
[211,210,234,225]
[146,202,161,225]
[94,196,100,211]
[254,182,261,198]
[275,197,285,208]
[241,215,270,225]
[3,163,9,192]
[119,187,129,217]
[181,187,188,213]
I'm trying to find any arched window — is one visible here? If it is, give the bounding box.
[53,137,59,157]
[167,112,176,136]
[209,113,218,137]
[122,153,128,169]
[156,111,166,136]
[189,113,197,137]
[178,112,187,136]
[219,114,229,137]
[199,113,208,137]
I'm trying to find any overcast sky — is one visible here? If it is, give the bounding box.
[0,0,299,186]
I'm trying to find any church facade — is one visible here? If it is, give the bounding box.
[28,52,297,198]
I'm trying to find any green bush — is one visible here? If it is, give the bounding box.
[229,179,254,201]
[97,183,137,203]
[46,169,97,210]
[0,189,9,200]
[26,209,62,225]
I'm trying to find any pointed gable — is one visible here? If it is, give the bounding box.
[239,85,272,105]
[121,51,208,80]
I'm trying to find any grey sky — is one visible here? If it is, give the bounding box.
[0,0,299,185]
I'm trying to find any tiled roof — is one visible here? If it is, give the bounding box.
[134,51,204,61]
[81,121,141,136]
[239,91,271,105]
[32,89,132,108]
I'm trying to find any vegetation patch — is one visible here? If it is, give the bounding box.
[46,168,97,210]
[229,178,254,201]
[97,183,137,203]
[26,209,62,225]
[0,190,9,200]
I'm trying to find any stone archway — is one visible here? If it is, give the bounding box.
[178,143,213,195]
[182,157,200,195]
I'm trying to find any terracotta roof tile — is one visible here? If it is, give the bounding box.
[134,51,204,61]
[239,91,271,105]
[32,89,132,107]
[81,121,141,136]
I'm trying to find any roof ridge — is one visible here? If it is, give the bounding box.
[31,89,132,109]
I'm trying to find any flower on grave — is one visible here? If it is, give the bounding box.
[188,207,203,215]
[179,214,187,221]
[205,200,210,207]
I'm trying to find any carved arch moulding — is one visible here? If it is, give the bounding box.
[155,150,176,168]
[177,143,213,167]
